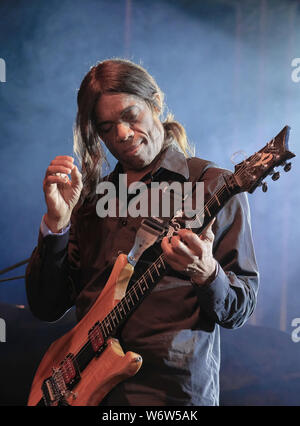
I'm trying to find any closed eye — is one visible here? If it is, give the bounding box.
[96,105,141,134]
[98,123,113,133]
[122,112,138,124]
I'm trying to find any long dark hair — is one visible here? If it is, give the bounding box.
[74,58,193,203]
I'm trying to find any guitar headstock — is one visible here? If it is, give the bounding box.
[233,126,295,194]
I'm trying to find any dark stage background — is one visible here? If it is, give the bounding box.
[0,0,300,406]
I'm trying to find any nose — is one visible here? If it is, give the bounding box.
[116,122,134,142]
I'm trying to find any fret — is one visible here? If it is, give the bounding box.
[214,193,221,206]
[101,320,110,337]
[103,318,113,332]
[205,205,211,217]
[159,256,166,269]
[147,268,154,283]
[125,292,134,310]
[99,322,108,339]
[142,275,149,291]
[127,291,134,305]
[224,181,231,195]
[107,312,115,330]
[205,185,233,218]
[109,311,117,326]
[136,276,146,295]
[119,303,127,318]
[136,278,142,295]
[112,305,123,323]
[132,284,139,300]
[117,300,125,315]
[153,261,160,276]
[124,295,130,311]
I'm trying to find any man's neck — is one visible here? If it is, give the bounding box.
[124,167,152,186]
[122,155,162,187]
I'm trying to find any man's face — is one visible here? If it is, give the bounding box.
[94,93,165,171]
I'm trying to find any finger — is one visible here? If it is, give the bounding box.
[177,229,206,255]
[50,158,75,169]
[170,234,197,261]
[70,165,83,187]
[52,155,74,163]
[161,236,189,267]
[200,218,216,241]
[43,174,70,188]
[163,257,184,272]
[45,165,73,178]
[177,229,200,247]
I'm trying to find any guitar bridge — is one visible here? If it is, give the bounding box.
[41,353,80,406]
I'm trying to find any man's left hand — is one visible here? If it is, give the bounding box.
[161,220,217,286]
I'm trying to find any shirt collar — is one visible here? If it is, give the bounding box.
[151,143,190,180]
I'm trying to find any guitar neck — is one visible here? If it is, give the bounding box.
[99,175,240,338]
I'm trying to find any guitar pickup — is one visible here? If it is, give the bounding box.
[59,354,81,388]
[88,321,106,357]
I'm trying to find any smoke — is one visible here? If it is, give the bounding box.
[0,0,299,332]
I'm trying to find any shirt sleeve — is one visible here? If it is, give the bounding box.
[25,211,80,322]
[40,215,71,237]
[192,168,259,329]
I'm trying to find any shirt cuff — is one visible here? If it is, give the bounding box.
[40,215,71,237]
[192,262,230,309]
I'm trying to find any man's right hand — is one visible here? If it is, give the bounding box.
[43,156,83,233]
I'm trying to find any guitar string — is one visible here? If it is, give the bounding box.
[98,151,269,336]
[100,150,265,328]
[73,152,263,364]
[72,153,262,363]
[61,150,269,379]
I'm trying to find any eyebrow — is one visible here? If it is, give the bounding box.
[96,105,139,127]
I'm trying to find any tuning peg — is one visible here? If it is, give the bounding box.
[261,181,268,192]
[271,171,280,181]
[283,162,292,172]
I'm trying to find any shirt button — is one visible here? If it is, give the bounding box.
[121,219,127,226]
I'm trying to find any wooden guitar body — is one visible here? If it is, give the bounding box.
[27,254,142,406]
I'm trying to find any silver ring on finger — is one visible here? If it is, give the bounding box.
[184,262,199,275]
[52,172,66,177]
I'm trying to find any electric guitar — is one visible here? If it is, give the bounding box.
[27,125,295,406]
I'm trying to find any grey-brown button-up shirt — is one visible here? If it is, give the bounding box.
[26,145,259,406]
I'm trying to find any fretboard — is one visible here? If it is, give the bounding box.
[73,175,238,373]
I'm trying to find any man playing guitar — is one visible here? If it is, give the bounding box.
[26,59,259,406]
